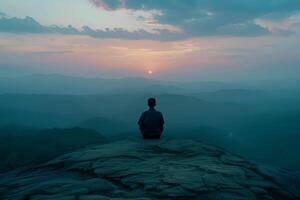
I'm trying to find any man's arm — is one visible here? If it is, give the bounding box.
[138,112,145,132]
[159,113,165,132]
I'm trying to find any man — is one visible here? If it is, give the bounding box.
[138,98,165,139]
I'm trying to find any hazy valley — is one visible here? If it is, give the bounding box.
[0,74,300,172]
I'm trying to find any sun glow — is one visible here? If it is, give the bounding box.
[147,70,153,75]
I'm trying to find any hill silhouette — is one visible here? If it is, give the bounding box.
[0,126,106,172]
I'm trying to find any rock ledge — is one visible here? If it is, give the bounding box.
[0,140,299,200]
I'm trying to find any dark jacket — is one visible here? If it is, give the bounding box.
[138,108,164,139]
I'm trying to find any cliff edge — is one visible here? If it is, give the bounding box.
[1,140,299,200]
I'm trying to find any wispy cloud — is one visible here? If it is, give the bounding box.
[32,50,73,55]
[0,14,182,40]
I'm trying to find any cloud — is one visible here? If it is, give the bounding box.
[0,15,79,34]
[255,12,300,35]
[32,50,74,55]
[0,16,45,33]
[0,14,182,40]
[0,12,6,18]
[2,0,300,41]
[80,25,183,40]
[89,0,121,10]
[91,0,300,37]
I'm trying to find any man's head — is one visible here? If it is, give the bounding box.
[148,98,156,108]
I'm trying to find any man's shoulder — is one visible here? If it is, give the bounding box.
[154,110,163,116]
[142,110,150,115]
[144,109,163,115]
[157,110,163,114]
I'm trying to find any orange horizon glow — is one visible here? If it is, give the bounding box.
[0,32,292,78]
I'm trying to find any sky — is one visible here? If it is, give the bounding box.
[0,0,300,81]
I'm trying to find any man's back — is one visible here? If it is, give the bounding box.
[138,105,164,139]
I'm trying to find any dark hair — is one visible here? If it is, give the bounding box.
[148,98,156,107]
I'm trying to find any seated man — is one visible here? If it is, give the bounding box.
[138,98,165,139]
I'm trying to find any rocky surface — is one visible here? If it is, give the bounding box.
[0,139,300,200]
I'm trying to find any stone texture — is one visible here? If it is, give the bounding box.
[0,139,299,200]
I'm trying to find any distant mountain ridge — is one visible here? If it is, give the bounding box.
[0,74,180,95]
[1,73,299,95]
[0,73,267,95]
